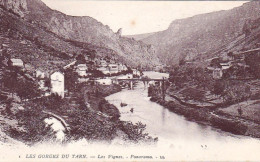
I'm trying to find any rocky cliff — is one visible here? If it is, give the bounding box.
[0,0,159,68]
[140,1,260,66]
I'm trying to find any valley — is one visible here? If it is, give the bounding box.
[0,1,259,161]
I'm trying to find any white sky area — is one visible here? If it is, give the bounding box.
[41,0,247,35]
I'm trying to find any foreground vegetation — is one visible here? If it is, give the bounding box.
[0,63,155,145]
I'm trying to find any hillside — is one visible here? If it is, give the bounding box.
[0,0,160,68]
[140,1,260,66]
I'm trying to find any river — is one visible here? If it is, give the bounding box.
[105,71,260,161]
[3,72,260,161]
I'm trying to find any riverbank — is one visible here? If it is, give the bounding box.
[0,83,155,145]
[150,95,260,138]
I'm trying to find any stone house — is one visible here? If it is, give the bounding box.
[108,64,119,74]
[100,60,108,67]
[220,62,232,70]
[132,69,141,76]
[118,64,128,72]
[96,78,112,85]
[213,68,223,79]
[98,66,110,75]
[50,71,65,98]
[9,58,24,68]
[35,69,45,78]
[76,64,88,77]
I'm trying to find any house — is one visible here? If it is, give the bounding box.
[118,64,124,72]
[50,71,65,98]
[78,78,89,83]
[98,66,110,75]
[100,60,108,67]
[84,55,90,61]
[122,65,128,71]
[118,64,128,72]
[132,69,141,76]
[9,58,24,67]
[213,68,223,79]
[35,70,45,79]
[76,64,88,77]
[246,81,260,94]
[35,70,47,90]
[220,62,231,70]
[96,78,112,85]
[38,80,47,90]
[208,66,223,79]
[108,64,119,74]
[154,64,164,72]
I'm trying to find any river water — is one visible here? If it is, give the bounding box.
[105,71,260,161]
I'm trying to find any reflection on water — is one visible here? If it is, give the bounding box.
[161,107,166,125]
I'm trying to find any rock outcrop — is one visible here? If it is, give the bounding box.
[140,1,260,66]
[0,0,27,18]
[0,0,159,68]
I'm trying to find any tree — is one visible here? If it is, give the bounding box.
[179,58,185,66]
[2,67,19,96]
[245,53,260,78]
[210,58,221,68]
[212,80,225,99]
[88,50,96,61]
[76,54,85,63]
[5,98,13,115]
[16,79,41,101]
[44,77,51,90]
[89,69,104,78]
[227,52,233,57]
[64,68,79,93]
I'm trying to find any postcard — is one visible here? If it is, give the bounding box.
[0,0,260,161]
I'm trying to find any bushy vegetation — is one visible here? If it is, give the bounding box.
[245,53,260,78]
[11,107,55,145]
[212,79,252,104]
[167,64,254,106]
[1,66,41,100]
[120,121,153,142]
[169,66,214,91]
[20,83,150,143]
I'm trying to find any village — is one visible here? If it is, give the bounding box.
[0,40,165,144]
[0,42,148,100]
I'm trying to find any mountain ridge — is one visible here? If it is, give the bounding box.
[0,0,160,68]
[139,1,260,66]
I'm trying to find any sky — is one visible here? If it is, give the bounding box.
[41,0,247,35]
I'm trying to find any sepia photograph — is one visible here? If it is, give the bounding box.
[0,0,260,161]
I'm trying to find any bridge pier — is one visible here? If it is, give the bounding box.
[130,81,133,90]
[162,77,165,101]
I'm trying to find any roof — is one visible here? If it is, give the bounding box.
[10,58,23,64]
[109,64,118,67]
[235,48,260,55]
[51,71,64,76]
[206,57,220,62]
[77,64,87,67]
[63,60,76,69]
[98,67,108,70]
[220,63,230,66]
